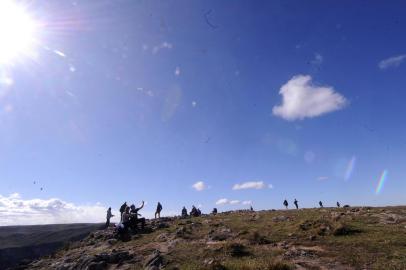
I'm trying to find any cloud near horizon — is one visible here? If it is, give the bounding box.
[0,193,108,226]
[215,198,251,206]
[192,181,207,191]
[272,75,347,121]
[232,181,272,190]
[378,54,406,69]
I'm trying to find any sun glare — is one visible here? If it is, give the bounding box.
[0,1,38,65]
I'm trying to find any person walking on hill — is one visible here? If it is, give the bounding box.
[294,199,299,209]
[155,202,163,219]
[337,201,340,208]
[283,199,288,209]
[119,202,127,222]
[105,207,114,228]
[319,201,324,208]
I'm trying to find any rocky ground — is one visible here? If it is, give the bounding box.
[18,206,406,270]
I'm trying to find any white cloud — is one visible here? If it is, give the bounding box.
[378,54,406,69]
[232,181,270,190]
[317,176,329,181]
[192,181,207,191]
[229,200,240,205]
[215,198,229,205]
[242,200,252,205]
[0,193,108,226]
[272,75,347,121]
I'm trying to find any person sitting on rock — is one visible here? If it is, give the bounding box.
[212,208,218,215]
[155,202,163,219]
[129,201,146,231]
[283,199,288,209]
[105,207,114,228]
[337,201,341,208]
[119,202,127,222]
[319,201,324,208]
[294,199,299,210]
[181,206,188,218]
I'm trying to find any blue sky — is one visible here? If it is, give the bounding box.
[0,0,406,224]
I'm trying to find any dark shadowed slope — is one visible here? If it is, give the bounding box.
[0,223,103,269]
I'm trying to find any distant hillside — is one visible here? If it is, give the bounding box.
[0,223,103,269]
[15,206,406,270]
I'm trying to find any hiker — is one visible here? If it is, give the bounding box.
[181,206,188,218]
[121,206,131,231]
[283,199,288,209]
[105,207,114,228]
[190,205,198,217]
[319,201,324,208]
[212,208,218,215]
[337,201,340,208]
[197,208,202,216]
[155,202,163,219]
[119,202,127,222]
[250,206,254,211]
[294,199,299,210]
[129,201,146,230]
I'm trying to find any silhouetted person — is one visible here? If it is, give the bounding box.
[197,208,202,216]
[250,206,254,211]
[337,201,340,208]
[212,208,218,215]
[119,202,127,222]
[283,199,288,209]
[181,206,188,218]
[155,202,163,219]
[294,199,299,209]
[105,207,114,228]
[190,205,199,217]
[319,201,323,208]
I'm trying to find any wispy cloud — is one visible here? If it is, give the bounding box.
[317,176,329,181]
[0,193,108,226]
[311,53,323,65]
[192,181,207,191]
[152,41,173,54]
[215,198,247,206]
[378,54,406,69]
[215,198,229,205]
[273,75,347,121]
[232,181,271,190]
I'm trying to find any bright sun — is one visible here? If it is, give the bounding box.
[0,1,38,65]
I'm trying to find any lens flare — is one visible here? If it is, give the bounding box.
[344,156,356,181]
[375,170,388,194]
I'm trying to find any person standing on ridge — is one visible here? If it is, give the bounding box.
[105,207,114,228]
[319,201,324,208]
[294,199,299,209]
[283,199,288,209]
[337,201,340,208]
[155,202,163,219]
[119,202,127,222]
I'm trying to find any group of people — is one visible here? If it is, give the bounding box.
[106,200,159,231]
[283,199,342,209]
[105,199,346,230]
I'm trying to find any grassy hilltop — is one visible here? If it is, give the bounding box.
[22,206,406,270]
